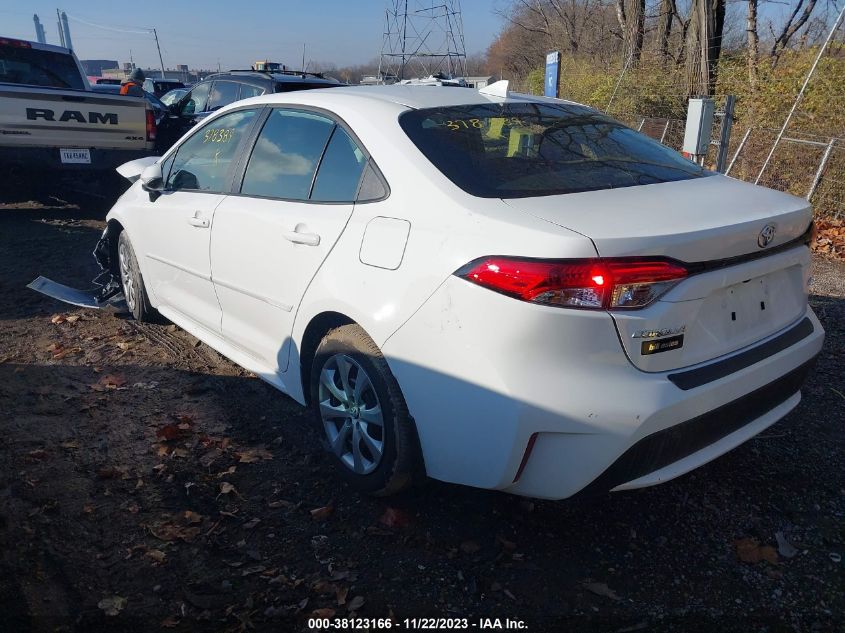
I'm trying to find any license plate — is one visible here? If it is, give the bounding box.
[60,148,91,164]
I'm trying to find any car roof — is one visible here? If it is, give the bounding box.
[243,83,579,111]
[204,71,337,85]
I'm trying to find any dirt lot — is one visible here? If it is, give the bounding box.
[0,188,843,633]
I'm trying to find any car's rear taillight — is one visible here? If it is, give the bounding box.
[456,257,688,310]
[145,108,156,142]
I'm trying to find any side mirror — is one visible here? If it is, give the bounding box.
[140,163,164,200]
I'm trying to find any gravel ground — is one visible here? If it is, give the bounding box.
[0,189,842,633]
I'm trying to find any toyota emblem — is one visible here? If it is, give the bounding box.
[758,224,776,248]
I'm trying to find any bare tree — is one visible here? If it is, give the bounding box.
[615,0,646,65]
[685,0,726,96]
[770,0,819,63]
[747,0,759,86]
[657,0,678,62]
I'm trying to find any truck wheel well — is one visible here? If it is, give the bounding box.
[299,311,355,404]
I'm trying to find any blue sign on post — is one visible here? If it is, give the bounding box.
[544,51,560,98]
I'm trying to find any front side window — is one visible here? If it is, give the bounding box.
[180,82,211,116]
[0,45,85,89]
[207,81,240,112]
[399,102,711,198]
[166,109,257,193]
[241,109,335,200]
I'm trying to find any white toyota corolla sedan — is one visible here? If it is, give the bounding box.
[98,83,823,499]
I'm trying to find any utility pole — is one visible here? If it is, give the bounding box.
[301,43,306,73]
[152,28,166,79]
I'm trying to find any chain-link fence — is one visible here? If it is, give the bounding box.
[547,12,845,221]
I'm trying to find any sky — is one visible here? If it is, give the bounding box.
[1,0,507,71]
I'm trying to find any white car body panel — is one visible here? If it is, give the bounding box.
[104,85,825,500]
[211,196,355,372]
[127,187,225,334]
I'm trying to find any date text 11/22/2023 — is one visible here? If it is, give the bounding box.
[307,617,529,630]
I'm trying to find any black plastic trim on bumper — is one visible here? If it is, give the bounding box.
[668,317,814,390]
[574,358,816,498]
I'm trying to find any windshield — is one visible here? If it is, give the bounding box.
[0,45,85,90]
[399,102,711,198]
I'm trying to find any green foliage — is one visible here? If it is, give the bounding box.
[526,68,544,96]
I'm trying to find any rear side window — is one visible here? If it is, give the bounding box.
[180,82,211,115]
[207,81,240,111]
[0,45,84,89]
[241,109,335,200]
[166,109,257,193]
[239,84,264,99]
[311,127,367,202]
[399,103,711,198]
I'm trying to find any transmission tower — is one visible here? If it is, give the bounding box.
[378,0,467,81]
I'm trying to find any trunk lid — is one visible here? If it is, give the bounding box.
[502,176,813,372]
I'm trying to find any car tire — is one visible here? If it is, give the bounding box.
[310,324,422,496]
[117,231,162,323]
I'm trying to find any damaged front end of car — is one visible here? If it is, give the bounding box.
[28,223,123,308]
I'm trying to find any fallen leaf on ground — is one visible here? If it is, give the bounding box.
[51,314,66,324]
[236,447,273,463]
[27,449,48,461]
[735,537,778,564]
[160,616,179,628]
[347,596,365,611]
[183,510,203,524]
[312,608,336,618]
[156,423,191,441]
[336,585,349,606]
[217,466,237,478]
[775,531,798,559]
[52,346,81,360]
[150,523,201,543]
[310,504,334,521]
[583,582,621,601]
[219,482,237,496]
[460,540,481,555]
[379,507,411,528]
[145,549,167,564]
[98,595,127,616]
[92,373,127,390]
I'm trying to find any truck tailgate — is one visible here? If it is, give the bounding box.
[0,84,149,151]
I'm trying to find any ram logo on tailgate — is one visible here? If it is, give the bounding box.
[26,108,118,125]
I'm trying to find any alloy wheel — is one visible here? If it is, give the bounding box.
[318,354,385,475]
[118,240,136,311]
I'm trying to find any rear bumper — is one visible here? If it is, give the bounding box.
[382,276,825,500]
[0,145,155,172]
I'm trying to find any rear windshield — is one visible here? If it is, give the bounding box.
[0,45,84,90]
[399,102,711,198]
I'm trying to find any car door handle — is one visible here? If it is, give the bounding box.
[187,215,210,228]
[283,230,320,246]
